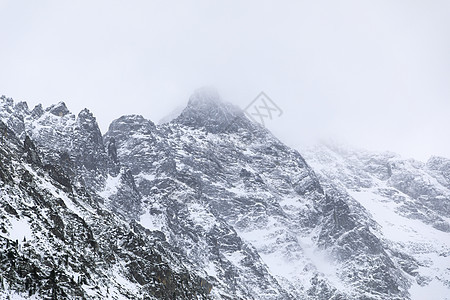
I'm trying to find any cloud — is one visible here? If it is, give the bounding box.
[0,0,449,160]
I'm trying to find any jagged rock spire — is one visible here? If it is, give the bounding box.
[47,101,70,117]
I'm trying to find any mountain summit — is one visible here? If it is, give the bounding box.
[175,88,253,133]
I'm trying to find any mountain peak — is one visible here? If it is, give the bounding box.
[31,104,44,118]
[78,108,96,120]
[175,88,251,133]
[77,108,102,134]
[0,95,13,106]
[107,114,156,138]
[187,87,223,107]
[426,155,450,170]
[47,101,70,117]
[14,101,29,113]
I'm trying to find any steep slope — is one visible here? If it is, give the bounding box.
[0,107,211,298]
[0,95,140,220]
[104,91,411,299]
[302,143,450,299]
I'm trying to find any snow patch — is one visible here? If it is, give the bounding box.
[410,279,450,300]
[349,187,450,298]
[8,218,33,242]
[99,174,121,200]
[205,261,217,277]
[187,203,216,231]
[139,209,165,232]
[224,250,245,267]
[137,172,156,182]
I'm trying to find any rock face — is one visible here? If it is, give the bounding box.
[0,97,210,299]
[1,93,449,299]
[0,119,211,299]
[302,142,450,299]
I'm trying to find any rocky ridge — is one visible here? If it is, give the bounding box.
[0,92,449,299]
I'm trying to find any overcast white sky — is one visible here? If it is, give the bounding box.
[1,1,449,161]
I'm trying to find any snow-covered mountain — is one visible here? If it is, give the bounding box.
[302,143,450,299]
[0,97,212,299]
[0,92,449,299]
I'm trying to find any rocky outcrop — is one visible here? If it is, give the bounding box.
[0,119,211,299]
